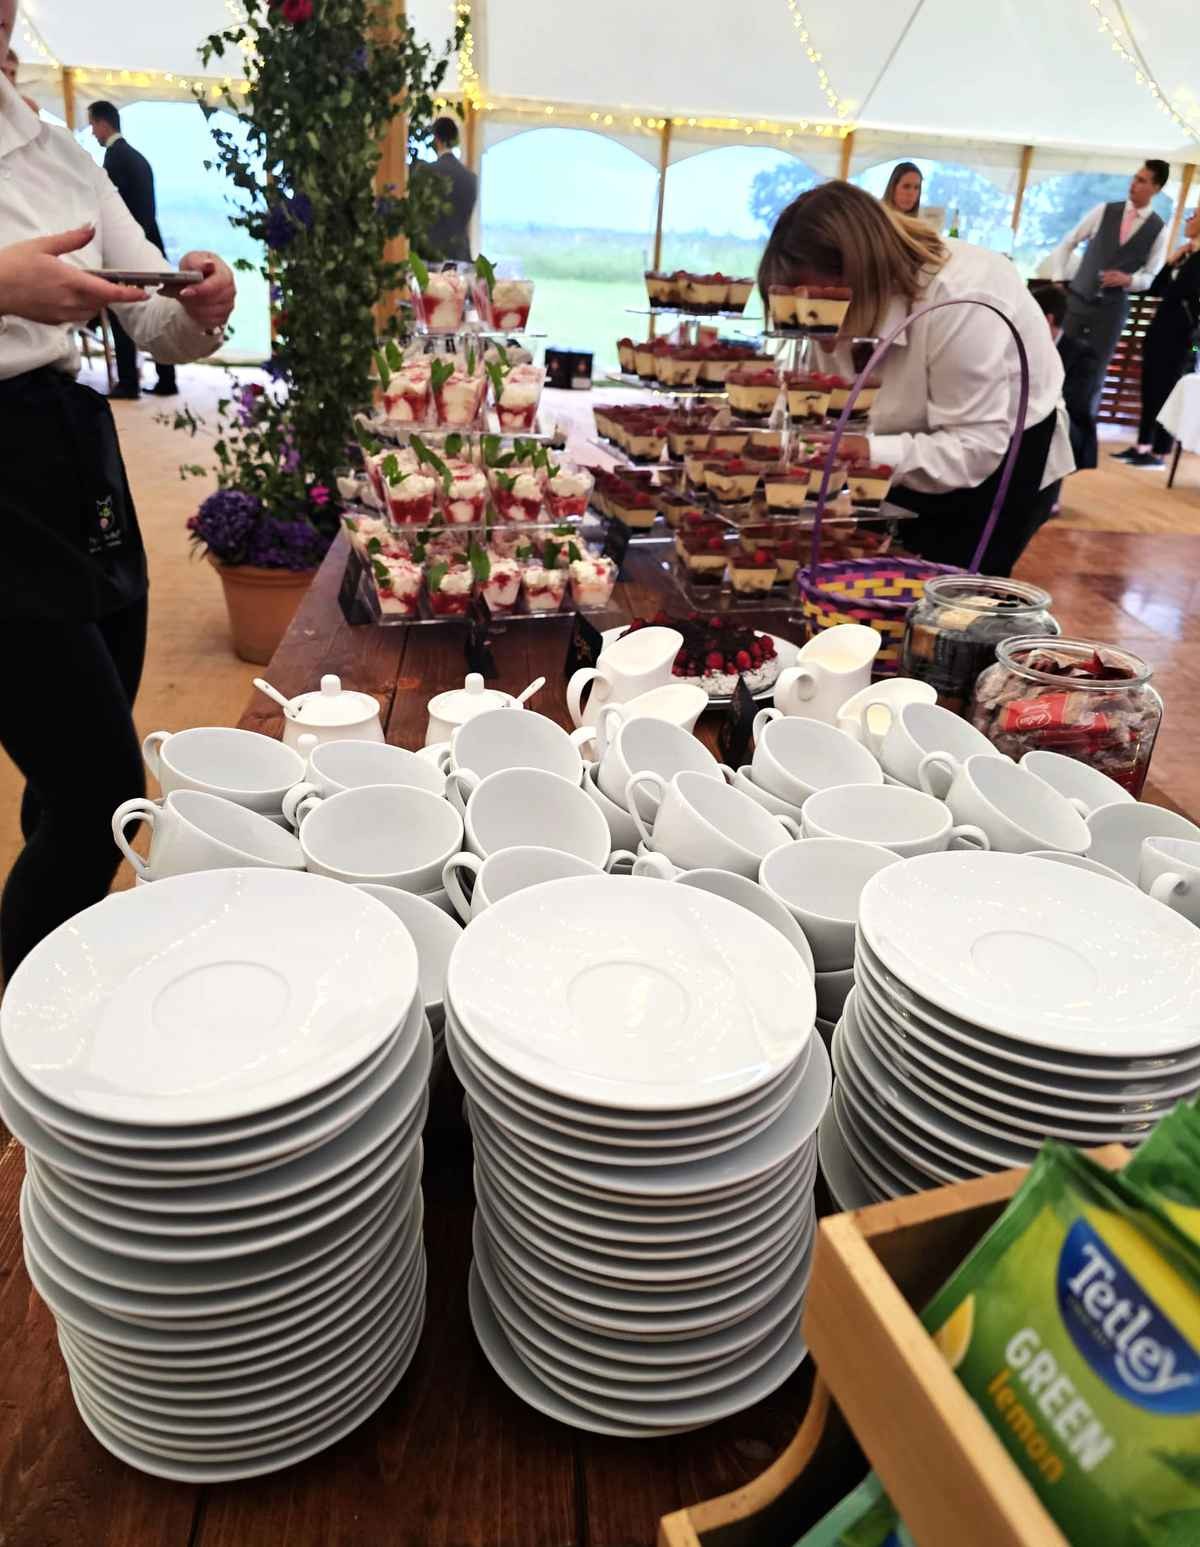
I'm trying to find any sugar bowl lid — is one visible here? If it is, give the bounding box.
[291,674,380,726]
[428,672,514,725]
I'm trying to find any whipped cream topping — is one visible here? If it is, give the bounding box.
[492,279,532,308]
[436,566,474,596]
[390,472,437,501]
[549,469,593,498]
[569,556,616,587]
[523,564,565,594]
[380,558,422,593]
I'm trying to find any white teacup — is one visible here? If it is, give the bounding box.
[596,715,729,819]
[298,784,464,891]
[436,708,592,786]
[632,861,814,974]
[731,768,807,823]
[142,727,305,815]
[112,790,305,882]
[801,783,990,858]
[815,966,855,1022]
[592,683,709,748]
[442,845,607,923]
[835,677,938,742]
[1139,836,1200,923]
[1086,801,1200,881]
[446,766,612,866]
[866,701,1002,793]
[567,626,683,728]
[925,753,1090,855]
[1019,749,1135,817]
[772,625,880,725]
[759,837,899,971]
[751,709,882,805]
[282,737,445,826]
[627,768,800,878]
[581,763,642,852]
[356,883,462,1031]
[632,845,682,879]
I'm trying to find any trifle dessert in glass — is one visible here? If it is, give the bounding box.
[342,510,410,559]
[493,363,545,433]
[521,563,567,613]
[474,274,535,331]
[545,465,595,520]
[569,555,618,610]
[378,359,432,425]
[479,552,523,614]
[426,560,474,616]
[433,361,487,428]
[371,555,423,617]
[440,461,489,525]
[413,265,469,331]
[490,468,546,523]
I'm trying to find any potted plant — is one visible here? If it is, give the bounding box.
[175,0,459,660]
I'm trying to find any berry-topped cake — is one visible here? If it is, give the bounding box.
[726,278,754,313]
[796,285,852,334]
[726,365,781,420]
[767,287,798,329]
[847,463,894,507]
[623,613,782,698]
[785,372,835,421]
[828,376,881,416]
[729,547,779,595]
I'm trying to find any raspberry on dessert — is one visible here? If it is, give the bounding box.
[728,548,779,594]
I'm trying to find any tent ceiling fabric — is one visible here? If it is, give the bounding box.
[12,0,1199,160]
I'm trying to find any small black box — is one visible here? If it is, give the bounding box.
[545,347,594,391]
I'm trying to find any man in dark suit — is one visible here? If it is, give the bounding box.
[420,117,477,264]
[87,100,177,399]
[1032,283,1098,470]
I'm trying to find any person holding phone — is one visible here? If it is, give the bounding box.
[0,6,236,978]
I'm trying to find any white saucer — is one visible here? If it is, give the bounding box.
[1,868,418,1126]
[816,1105,874,1212]
[858,851,1200,1059]
[447,875,815,1112]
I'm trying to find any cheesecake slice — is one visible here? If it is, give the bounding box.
[682,532,730,584]
[726,278,754,314]
[726,365,781,420]
[728,547,779,594]
[645,271,674,308]
[828,376,882,416]
[705,458,761,505]
[785,372,834,422]
[796,285,852,334]
[767,286,798,329]
[609,489,659,528]
[847,463,894,507]
[616,338,637,374]
[764,466,813,512]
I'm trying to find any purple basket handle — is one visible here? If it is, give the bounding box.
[808,296,1031,576]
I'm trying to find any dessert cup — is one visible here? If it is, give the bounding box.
[494,363,545,433]
[475,277,534,331]
[729,550,779,594]
[521,564,567,613]
[479,555,522,614]
[545,467,595,521]
[434,367,487,429]
[427,562,473,616]
[414,268,468,331]
[440,463,489,526]
[372,556,423,617]
[568,556,618,610]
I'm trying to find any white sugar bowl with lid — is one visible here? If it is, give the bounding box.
[424,673,521,746]
[279,674,384,750]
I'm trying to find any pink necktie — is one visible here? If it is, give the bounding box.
[1119,206,1136,245]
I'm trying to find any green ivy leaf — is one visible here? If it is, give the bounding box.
[474,253,497,298]
[493,470,517,493]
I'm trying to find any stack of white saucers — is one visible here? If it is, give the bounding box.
[0,868,431,1482]
[443,874,830,1436]
[820,851,1200,1208]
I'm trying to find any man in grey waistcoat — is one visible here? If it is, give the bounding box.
[1038,159,1170,415]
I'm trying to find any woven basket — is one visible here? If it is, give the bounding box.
[797,557,960,676]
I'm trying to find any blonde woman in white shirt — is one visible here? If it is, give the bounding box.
[758,180,1072,576]
[0,5,235,976]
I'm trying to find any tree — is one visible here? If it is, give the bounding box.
[749,160,822,233]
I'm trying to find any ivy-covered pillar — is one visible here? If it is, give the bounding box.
[374,0,408,333]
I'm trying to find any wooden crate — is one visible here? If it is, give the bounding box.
[659,1147,1128,1547]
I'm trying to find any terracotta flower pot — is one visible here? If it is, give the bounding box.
[208,556,316,664]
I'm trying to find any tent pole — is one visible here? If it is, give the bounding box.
[648,117,672,340]
[838,130,855,181]
[60,66,76,130]
[1166,164,1195,254]
[374,0,409,334]
[464,103,482,258]
[1011,144,1034,238]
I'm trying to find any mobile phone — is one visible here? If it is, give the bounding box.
[85,269,204,296]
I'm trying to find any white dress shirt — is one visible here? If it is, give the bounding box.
[1036,200,1169,293]
[842,239,1074,496]
[0,80,218,381]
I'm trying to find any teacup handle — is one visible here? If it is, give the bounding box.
[442,852,483,924]
[717,762,737,783]
[632,852,677,879]
[594,703,626,764]
[567,724,597,756]
[141,730,170,783]
[566,668,608,728]
[1149,871,1189,906]
[626,771,666,850]
[917,750,957,799]
[445,768,481,817]
[947,823,990,852]
[430,744,454,775]
[282,782,322,828]
[605,849,639,875]
[777,815,803,841]
[861,703,895,759]
[1066,795,1091,818]
[752,707,781,743]
[774,666,818,715]
[111,797,158,880]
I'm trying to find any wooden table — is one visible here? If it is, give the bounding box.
[3,517,1195,1547]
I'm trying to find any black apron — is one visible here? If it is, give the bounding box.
[888,409,1059,578]
[0,367,147,622]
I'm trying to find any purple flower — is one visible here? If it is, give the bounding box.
[282,445,301,473]
[310,483,331,506]
[264,192,314,251]
[350,43,368,72]
[374,195,398,220]
[246,517,330,571]
[188,489,263,563]
[187,490,331,571]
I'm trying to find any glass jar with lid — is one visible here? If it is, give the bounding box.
[902,576,1060,714]
[970,637,1163,797]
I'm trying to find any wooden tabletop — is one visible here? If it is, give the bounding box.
[2,515,1195,1547]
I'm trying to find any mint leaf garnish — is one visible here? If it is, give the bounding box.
[427,559,448,591]
[371,557,389,582]
[430,357,455,395]
[486,360,507,401]
[474,254,497,298]
[411,433,452,493]
[444,433,464,457]
[366,536,382,554]
[409,253,429,292]
[468,540,491,581]
[373,348,391,391]
[385,338,405,370]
